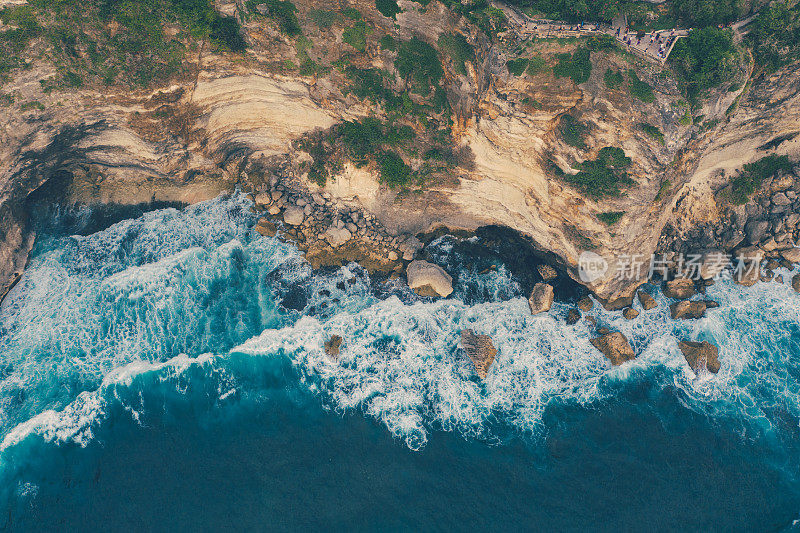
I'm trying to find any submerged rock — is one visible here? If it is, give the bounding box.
[637,290,657,310]
[407,260,453,297]
[590,331,636,366]
[324,335,343,359]
[678,340,721,374]
[460,329,498,379]
[566,308,581,325]
[528,283,554,315]
[663,278,696,299]
[537,264,558,282]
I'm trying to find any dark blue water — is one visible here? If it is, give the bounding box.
[2,194,800,531]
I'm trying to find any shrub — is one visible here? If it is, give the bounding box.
[587,34,616,50]
[248,0,300,36]
[309,9,337,30]
[343,19,371,52]
[627,69,655,103]
[342,7,362,20]
[728,155,793,205]
[378,150,413,186]
[506,58,529,76]
[380,34,397,50]
[638,122,664,144]
[552,47,591,84]
[526,55,547,75]
[604,68,623,89]
[396,37,443,94]
[564,147,633,198]
[669,27,739,103]
[438,33,474,75]
[597,211,625,224]
[376,0,401,19]
[746,0,800,73]
[559,114,587,149]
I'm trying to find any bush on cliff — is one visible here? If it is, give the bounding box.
[552,47,592,85]
[669,27,739,103]
[395,37,443,94]
[728,155,793,205]
[565,147,634,199]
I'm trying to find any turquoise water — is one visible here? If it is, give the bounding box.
[2,194,800,530]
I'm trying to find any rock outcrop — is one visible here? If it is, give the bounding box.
[528,283,554,315]
[638,291,657,310]
[461,329,498,379]
[324,335,343,359]
[590,332,636,366]
[678,340,721,374]
[407,260,453,298]
[663,278,696,300]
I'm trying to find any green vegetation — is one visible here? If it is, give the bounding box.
[665,0,742,27]
[438,33,474,75]
[345,67,399,109]
[604,68,623,89]
[0,0,246,88]
[747,0,800,73]
[437,0,506,36]
[342,7,362,20]
[506,58,529,76]
[309,9,337,30]
[559,114,587,149]
[627,69,655,103]
[727,155,794,205]
[20,100,45,112]
[503,0,624,23]
[380,34,397,51]
[342,19,371,52]
[395,37,442,94]
[564,147,634,198]
[669,27,739,103]
[638,122,664,144]
[526,55,547,75]
[552,47,591,84]
[597,211,625,224]
[654,179,672,202]
[587,34,616,51]
[378,150,413,186]
[248,0,300,36]
[376,0,401,19]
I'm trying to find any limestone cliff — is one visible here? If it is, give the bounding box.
[0,0,797,304]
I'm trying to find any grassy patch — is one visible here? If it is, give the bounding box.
[727,155,793,205]
[597,211,625,224]
[308,9,337,30]
[20,100,45,111]
[438,33,474,75]
[627,69,655,103]
[380,34,397,51]
[552,47,591,84]
[396,37,442,94]
[669,27,739,103]
[559,114,587,149]
[638,122,664,144]
[506,58,529,76]
[526,55,547,75]
[378,150,413,186]
[604,68,623,89]
[342,19,371,52]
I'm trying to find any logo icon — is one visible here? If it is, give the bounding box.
[578,251,609,283]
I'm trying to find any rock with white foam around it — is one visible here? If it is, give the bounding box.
[406,260,453,298]
[460,329,497,379]
[528,283,554,315]
[590,331,636,366]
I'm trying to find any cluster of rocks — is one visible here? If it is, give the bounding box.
[249,181,423,273]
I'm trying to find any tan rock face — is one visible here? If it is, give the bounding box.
[663,278,697,300]
[528,283,554,315]
[324,335,343,359]
[670,300,708,320]
[638,291,657,311]
[406,260,453,298]
[460,329,498,379]
[590,332,636,366]
[678,340,721,374]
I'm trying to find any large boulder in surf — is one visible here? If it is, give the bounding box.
[528,283,554,315]
[678,340,721,374]
[663,278,696,299]
[637,290,657,310]
[407,260,453,298]
[670,300,708,320]
[590,331,636,366]
[324,335,343,359]
[460,329,498,379]
[792,273,800,292]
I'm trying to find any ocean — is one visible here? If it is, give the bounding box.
[1,193,800,531]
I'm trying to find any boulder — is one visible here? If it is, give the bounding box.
[324,227,352,248]
[407,260,453,297]
[528,283,554,315]
[678,340,721,374]
[461,329,498,379]
[733,247,763,287]
[745,220,769,244]
[663,278,696,299]
[283,206,305,226]
[623,307,639,320]
[566,308,581,325]
[670,300,707,320]
[577,296,593,312]
[255,219,277,237]
[254,192,272,206]
[590,332,636,366]
[537,264,558,282]
[773,192,792,206]
[781,248,800,264]
[637,290,657,310]
[793,273,800,292]
[324,335,343,359]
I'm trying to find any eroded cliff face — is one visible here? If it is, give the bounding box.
[0,0,797,304]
